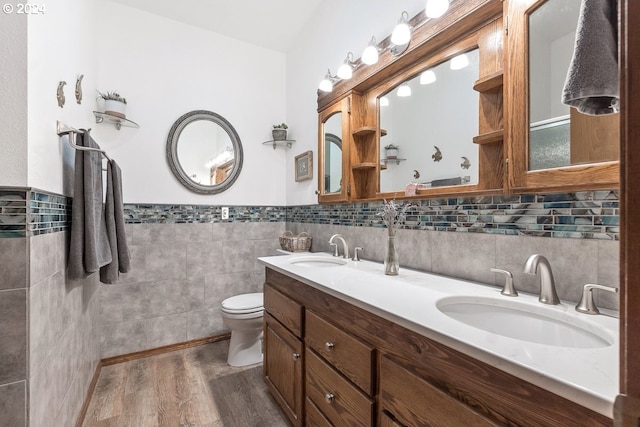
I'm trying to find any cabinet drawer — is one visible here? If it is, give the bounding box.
[306,397,333,427]
[306,349,373,427]
[306,310,374,396]
[379,355,498,427]
[264,282,304,338]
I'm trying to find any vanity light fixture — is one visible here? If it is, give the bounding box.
[380,96,390,106]
[337,52,355,80]
[397,83,412,97]
[450,53,470,70]
[420,69,437,84]
[425,0,449,18]
[318,69,337,92]
[391,11,411,46]
[362,36,380,65]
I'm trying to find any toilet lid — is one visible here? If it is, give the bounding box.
[221,292,264,314]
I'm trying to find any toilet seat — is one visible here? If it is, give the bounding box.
[221,292,264,315]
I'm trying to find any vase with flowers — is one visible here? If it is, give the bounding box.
[377,198,412,275]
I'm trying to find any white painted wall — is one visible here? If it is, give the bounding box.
[27,0,99,196]
[94,0,287,205]
[0,12,28,186]
[285,0,428,205]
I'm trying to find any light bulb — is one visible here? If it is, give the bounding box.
[318,69,334,92]
[426,0,449,18]
[319,78,333,92]
[450,53,469,70]
[397,83,412,97]
[420,69,436,84]
[336,52,354,80]
[391,12,411,45]
[380,96,390,107]
[337,62,353,79]
[362,37,379,65]
[391,22,411,45]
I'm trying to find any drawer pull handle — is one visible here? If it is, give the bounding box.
[325,342,335,350]
[292,352,300,360]
[324,393,335,404]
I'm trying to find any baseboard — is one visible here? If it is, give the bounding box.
[75,333,230,427]
[75,360,103,427]
[101,333,231,366]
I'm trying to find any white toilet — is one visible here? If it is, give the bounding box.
[220,292,264,367]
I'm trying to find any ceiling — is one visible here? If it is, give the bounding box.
[109,0,324,53]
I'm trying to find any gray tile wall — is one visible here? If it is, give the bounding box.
[97,222,285,358]
[286,222,620,311]
[28,231,101,427]
[0,236,28,426]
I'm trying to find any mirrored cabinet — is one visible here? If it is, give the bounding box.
[318,96,351,203]
[316,0,505,202]
[506,0,619,192]
[316,0,619,203]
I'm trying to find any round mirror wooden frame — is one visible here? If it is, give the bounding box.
[166,110,244,194]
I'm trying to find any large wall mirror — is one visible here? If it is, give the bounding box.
[379,49,480,193]
[528,0,619,171]
[166,110,244,194]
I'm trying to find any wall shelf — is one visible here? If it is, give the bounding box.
[381,158,406,166]
[263,140,295,150]
[473,129,504,145]
[93,111,139,130]
[352,162,377,170]
[473,70,504,92]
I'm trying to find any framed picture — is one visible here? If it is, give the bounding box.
[295,150,313,182]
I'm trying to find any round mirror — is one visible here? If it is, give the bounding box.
[166,110,243,194]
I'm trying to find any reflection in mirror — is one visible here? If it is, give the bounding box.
[528,0,619,171]
[167,110,243,194]
[323,112,343,194]
[379,49,479,193]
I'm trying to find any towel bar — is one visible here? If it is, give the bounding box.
[56,120,112,161]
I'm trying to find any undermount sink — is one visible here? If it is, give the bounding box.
[436,296,614,349]
[288,255,347,268]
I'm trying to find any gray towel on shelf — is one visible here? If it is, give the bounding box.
[562,0,618,115]
[68,130,112,279]
[100,160,131,284]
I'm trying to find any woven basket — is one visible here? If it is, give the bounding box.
[279,231,312,252]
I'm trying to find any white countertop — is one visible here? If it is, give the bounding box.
[258,252,619,418]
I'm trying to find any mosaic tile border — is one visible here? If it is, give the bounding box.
[123,204,287,223]
[286,190,620,240]
[0,187,619,240]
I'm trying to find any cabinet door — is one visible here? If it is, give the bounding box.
[264,313,304,427]
[318,96,350,203]
[379,355,498,427]
[506,0,619,192]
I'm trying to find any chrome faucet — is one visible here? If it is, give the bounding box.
[575,284,618,315]
[328,234,349,259]
[523,254,560,305]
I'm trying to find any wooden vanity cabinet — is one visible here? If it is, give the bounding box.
[378,355,497,426]
[264,284,305,427]
[264,267,611,427]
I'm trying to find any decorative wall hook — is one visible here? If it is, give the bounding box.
[75,74,84,104]
[461,156,471,169]
[57,81,66,108]
[432,146,442,162]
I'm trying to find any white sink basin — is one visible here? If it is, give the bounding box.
[288,256,348,268]
[437,296,614,349]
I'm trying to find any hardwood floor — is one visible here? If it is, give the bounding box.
[82,340,289,427]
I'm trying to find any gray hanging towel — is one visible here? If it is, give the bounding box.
[100,159,131,284]
[68,130,112,279]
[562,0,618,115]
